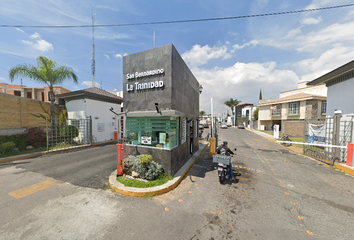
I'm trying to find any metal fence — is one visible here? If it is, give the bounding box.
[303,116,353,164]
[46,117,92,152]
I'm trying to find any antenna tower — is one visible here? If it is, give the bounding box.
[91,11,96,88]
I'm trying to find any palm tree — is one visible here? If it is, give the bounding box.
[199,110,206,117]
[224,98,241,125]
[9,56,78,131]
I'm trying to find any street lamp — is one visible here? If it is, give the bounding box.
[199,84,203,94]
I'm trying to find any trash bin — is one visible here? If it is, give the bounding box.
[114,131,118,140]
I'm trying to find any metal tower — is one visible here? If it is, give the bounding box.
[91,12,96,88]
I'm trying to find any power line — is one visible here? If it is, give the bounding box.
[1,4,353,29]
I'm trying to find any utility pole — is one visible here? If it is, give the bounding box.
[91,10,96,88]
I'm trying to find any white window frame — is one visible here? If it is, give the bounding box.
[289,102,299,115]
[181,118,187,144]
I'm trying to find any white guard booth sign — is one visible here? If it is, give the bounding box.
[141,136,152,145]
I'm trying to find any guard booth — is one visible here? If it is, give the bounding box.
[122,43,200,175]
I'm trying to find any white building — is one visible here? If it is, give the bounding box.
[57,87,123,143]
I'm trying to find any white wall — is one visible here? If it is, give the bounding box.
[86,99,121,143]
[327,78,354,115]
[66,98,122,143]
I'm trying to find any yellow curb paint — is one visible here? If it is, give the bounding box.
[306,231,314,235]
[298,216,304,220]
[333,163,354,176]
[9,178,62,199]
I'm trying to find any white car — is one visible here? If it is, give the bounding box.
[220,124,228,129]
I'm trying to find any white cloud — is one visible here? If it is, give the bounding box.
[231,40,259,52]
[192,61,299,115]
[114,53,127,58]
[30,32,41,39]
[296,45,354,81]
[301,16,322,25]
[22,33,54,52]
[103,54,110,60]
[0,76,7,82]
[182,44,232,67]
[15,28,24,33]
[81,81,100,88]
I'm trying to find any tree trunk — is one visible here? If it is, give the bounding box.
[49,87,56,145]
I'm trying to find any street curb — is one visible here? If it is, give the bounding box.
[0,141,118,164]
[109,143,209,197]
[246,128,354,176]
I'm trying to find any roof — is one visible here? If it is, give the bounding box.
[257,93,326,106]
[56,87,123,104]
[307,60,354,86]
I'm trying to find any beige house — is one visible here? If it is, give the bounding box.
[257,82,327,136]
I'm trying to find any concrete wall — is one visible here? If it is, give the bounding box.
[279,84,327,98]
[327,78,354,115]
[123,44,200,175]
[0,92,61,131]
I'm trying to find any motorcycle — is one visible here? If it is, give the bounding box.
[213,148,237,183]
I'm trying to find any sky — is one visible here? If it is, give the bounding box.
[1,0,354,117]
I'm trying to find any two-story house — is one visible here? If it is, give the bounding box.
[257,82,327,136]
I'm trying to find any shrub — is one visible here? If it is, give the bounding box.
[61,125,79,141]
[0,142,16,154]
[123,155,164,180]
[0,134,27,151]
[25,127,45,148]
[139,154,152,165]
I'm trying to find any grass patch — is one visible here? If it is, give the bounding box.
[0,148,44,159]
[117,173,173,188]
[259,130,280,138]
[288,136,304,148]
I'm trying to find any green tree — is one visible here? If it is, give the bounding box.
[253,108,259,120]
[199,110,206,117]
[259,89,262,100]
[9,56,78,132]
[224,98,241,125]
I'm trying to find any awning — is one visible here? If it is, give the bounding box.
[126,110,185,117]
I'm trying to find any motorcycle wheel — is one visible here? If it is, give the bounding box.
[219,175,224,184]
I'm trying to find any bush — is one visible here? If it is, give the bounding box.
[0,142,16,154]
[0,134,27,151]
[25,127,45,148]
[61,125,79,141]
[139,154,152,165]
[123,155,164,181]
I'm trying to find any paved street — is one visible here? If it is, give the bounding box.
[1,127,354,239]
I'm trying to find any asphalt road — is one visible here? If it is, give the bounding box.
[1,127,354,239]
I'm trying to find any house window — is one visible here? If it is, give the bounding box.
[126,116,179,149]
[14,90,21,96]
[272,105,281,116]
[321,101,326,114]
[289,102,299,115]
[27,92,32,98]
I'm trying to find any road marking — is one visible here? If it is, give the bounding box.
[9,178,62,199]
[298,216,304,220]
[306,231,314,235]
[290,202,295,205]
[285,192,289,195]
[280,185,284,187]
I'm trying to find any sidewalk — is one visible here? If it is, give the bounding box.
[247,128,354,176]
[109,143,209,197]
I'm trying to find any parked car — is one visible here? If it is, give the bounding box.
[203,123,209,128]
[199,124,204,129]
[220,124,228,129]
[238,123,245,129]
